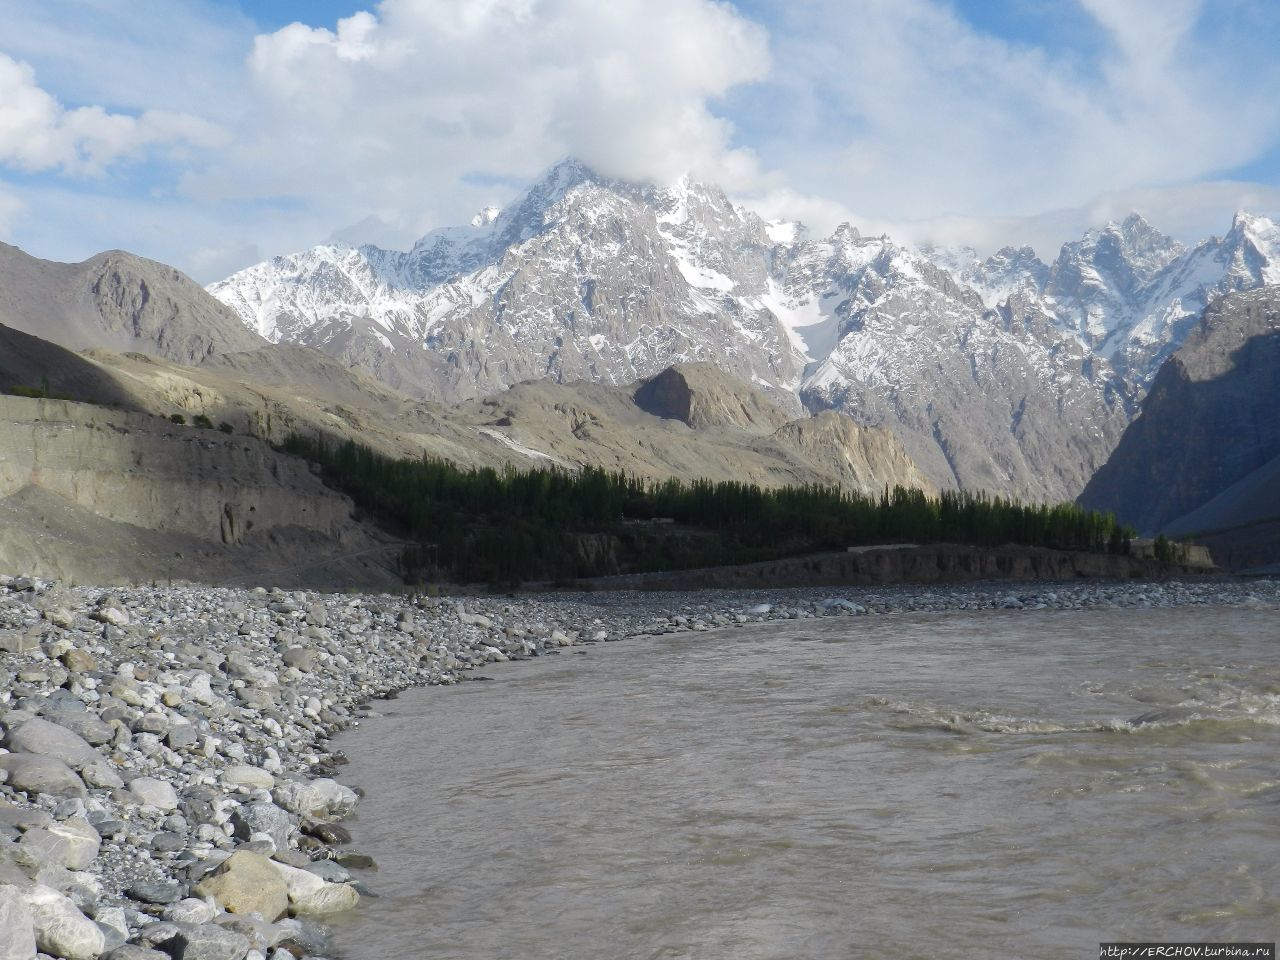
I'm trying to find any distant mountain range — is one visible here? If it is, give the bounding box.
[2,158,1278,570]
[208,158,1280,501]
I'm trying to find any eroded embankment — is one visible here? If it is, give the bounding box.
[0,395,399,590]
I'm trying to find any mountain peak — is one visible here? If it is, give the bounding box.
[1118,211,1151,231]
[530,156,599,196]
[1092,211,1171,249]
[1228,209,1278,238]
[481,156,605,246]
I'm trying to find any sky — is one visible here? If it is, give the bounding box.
[1,0,1279,282]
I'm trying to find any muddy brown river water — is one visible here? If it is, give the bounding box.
[330,606,1280,959]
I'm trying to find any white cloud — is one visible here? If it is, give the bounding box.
[2,0,1280,281]
[752,0,1280,232]
[185,0,770,225]
[185,239,264,283]
[840,180,1280,267]
[0,54,224,176]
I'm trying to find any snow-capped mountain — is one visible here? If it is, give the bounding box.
[209,159,1280,502]
[924,211,1280,387]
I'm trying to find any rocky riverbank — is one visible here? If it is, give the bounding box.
[1,575,1278,960]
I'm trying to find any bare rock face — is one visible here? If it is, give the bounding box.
[0,243,263,365]
[1080,287,1280,537]
[0,397,352,545]
[633,363,794,432]
[0,322,144,409]
[762,411,937,498]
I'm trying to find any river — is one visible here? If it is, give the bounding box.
[329,605,1280,959]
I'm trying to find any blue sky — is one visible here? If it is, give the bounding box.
[2,0,1278,281]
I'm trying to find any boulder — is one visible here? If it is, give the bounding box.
[105,948,170,960]
[24,883,105,960]
[272,862,360,916]
[272,779,356,821]
[0,800,53,831]
[60,649,97,674]
[222,766,274,791]
[192,851,288,922]
[160,899,217,925]
[0,884,37,960]
[81,762,125,790]
[280,647,315,672]
[128,778,179,811]
[4,718,101,769]
[165,725,197,752]
[19,817,100,870]
[40,711,114,748]
[159,923,250,960]
[0,632,38,654]
[229,803,291,853]
[126,878,184,905]
[95,906,128,951]
[302,860,351,884]
[0,754,85,799]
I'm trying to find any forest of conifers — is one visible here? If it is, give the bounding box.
[281,435,1136,584]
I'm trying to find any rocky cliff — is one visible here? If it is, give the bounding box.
[1079,287,1280,537]
[632,362,796,431]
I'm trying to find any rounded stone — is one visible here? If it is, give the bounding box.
[128,777,180,811]
[0,754,86,799]
[0,884,37,960]
[24,883,106,960]
[193,850,289,922]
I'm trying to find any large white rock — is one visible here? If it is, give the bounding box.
[127,777,179,811]
[0,884,37,960]
[161,897,218,925]
[24,883,105,960]
[272,862,360,916]
[18,817,100,870]
[222,765,275,791]
[0,754,85,799]
[4,718,101,770]
[272,778,357,821]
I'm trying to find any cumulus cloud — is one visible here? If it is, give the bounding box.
[0,53,224,176]
[3,0,1280,278]
[185,0,770,230]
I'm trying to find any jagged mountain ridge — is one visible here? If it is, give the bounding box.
[1079,286,1280,543]
[209,159,1280,502]
[945,211,1280,386]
